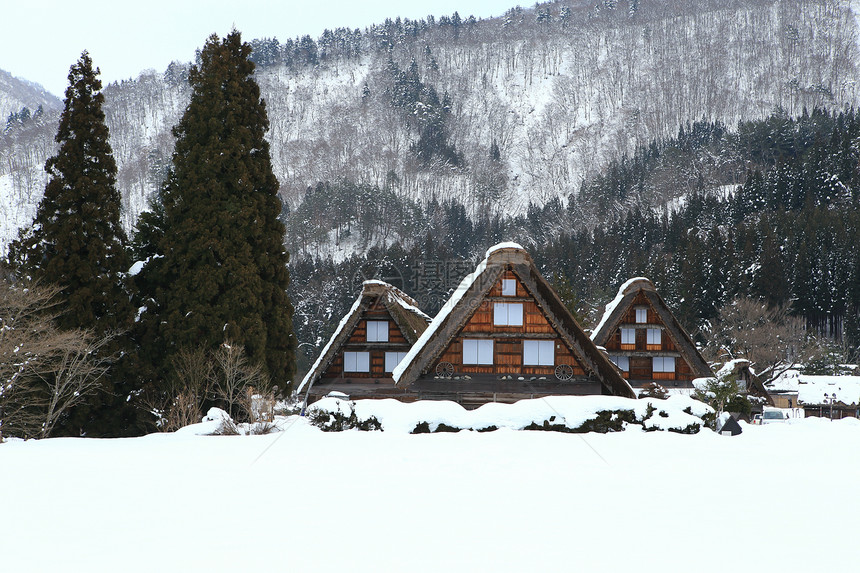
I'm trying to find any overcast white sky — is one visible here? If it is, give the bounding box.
[3,0,516,97]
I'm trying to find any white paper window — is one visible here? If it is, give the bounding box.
[366,320,389,342]
[647,328,662,345]
[344,351,370,372]
[610,355,630,372]
[620,328,636,344]
[384,351,408,373]
[523,340,555,366]
[653,356,675,373]
[494,302,523,326]
[502,279,517,296]
[635,307,647,323]
[463,339,494,365]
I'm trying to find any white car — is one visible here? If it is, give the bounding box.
[760,409,789,424]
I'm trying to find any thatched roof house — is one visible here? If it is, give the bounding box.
[297,280,431,403]
[392,243,635,407]
[590,277,711,389]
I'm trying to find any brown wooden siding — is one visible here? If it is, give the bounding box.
[619,292,659,324]
[432,272,585,377]
[602,291,698,384]
[321,301,412,379]
[486,270,529,298]
[618,355,696,382]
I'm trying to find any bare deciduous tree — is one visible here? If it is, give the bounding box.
[706,296,822,383]
[1,278,117,440]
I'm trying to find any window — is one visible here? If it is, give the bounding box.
[494,302,523,326]
[646,328,662,345]
[620,328,635,345]
[343,351,370,372]
[501,278,517,296]
[635,307,647,323]
[652,356,675,372]
[609,355,629,372]
[523,340,555,366]
[384,351,408,373]
[366,320,389,342]
[463,339,494,365]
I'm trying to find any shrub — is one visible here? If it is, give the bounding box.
[308,402,382,431]
[411,421,461,433]
[639,383,669,399]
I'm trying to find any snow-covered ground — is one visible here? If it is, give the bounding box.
[2,410,859,572]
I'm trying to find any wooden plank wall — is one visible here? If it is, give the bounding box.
[602,291,696,381]
[322,298,411,379]
[434,270,585,377]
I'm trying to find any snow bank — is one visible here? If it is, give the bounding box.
[174,407,233,436]
[307,395,713,434]
[4,404,860,572]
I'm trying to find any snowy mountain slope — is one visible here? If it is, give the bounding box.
[0,69,61,123]
[1,0,859,255]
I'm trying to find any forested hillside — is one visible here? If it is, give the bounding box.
[2,0,859,256]
[3,0,860,379]
[289,108,860,373]
[0,69,60,125]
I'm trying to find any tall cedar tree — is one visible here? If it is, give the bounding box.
[139,32,296,394]
[8,52,136,435]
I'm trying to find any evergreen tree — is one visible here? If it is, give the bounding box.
[11,52,131,332]
[8,51,135,436]
[138,31,296,395]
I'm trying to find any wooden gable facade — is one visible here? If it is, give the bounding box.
[393,244,635,406]
[297,281,431,403]
[590,278,711,388]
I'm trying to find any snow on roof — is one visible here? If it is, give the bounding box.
[484,241,524,258]
[797,375,860,406]
[386,289,431,322]
[768,370,860,406]
[716,359,751,379]
[296,295,363,395]
[767,369,803,392]
[363,279,430,321]
[297,280,431,396]
[392,251,492,382]
[590,276,652,340]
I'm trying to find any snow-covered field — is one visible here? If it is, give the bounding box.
[2,413,859,572]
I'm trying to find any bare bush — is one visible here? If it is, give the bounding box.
[140,342,273,433]
[212,341,270,422]
[139,346,213,432]
[237,385,279,434]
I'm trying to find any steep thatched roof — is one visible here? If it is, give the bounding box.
[393,243,636,398]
